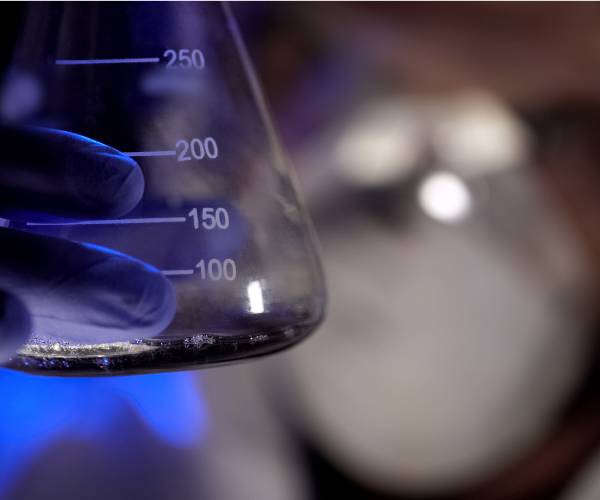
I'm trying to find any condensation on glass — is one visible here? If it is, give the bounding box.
[3,2,325,374]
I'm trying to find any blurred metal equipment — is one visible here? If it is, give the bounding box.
[273,89,597,494]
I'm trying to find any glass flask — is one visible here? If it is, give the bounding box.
[0,2,326,375]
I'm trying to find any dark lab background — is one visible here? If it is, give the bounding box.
[3,2,600,500]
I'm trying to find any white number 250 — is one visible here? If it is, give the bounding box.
[163,49,205,69]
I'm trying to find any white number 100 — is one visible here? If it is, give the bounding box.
[196,259,237,281]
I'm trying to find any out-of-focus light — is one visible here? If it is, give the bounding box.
[418,171,471,223]
[140,67,204,97]
[0,369,207,495]
[247,280,265,314]
[432,91,529,176]
[0,71,43,123]
[334,101,422,188]
[107,372,206,447]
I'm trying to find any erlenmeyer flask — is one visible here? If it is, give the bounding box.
[1,2,325,374]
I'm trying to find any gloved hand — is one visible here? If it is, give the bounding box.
[0,126,176,360]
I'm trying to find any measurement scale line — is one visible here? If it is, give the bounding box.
[26,217,187,227]
[124,150,177,157]
[55,57,160,65]
[161,269,195,276]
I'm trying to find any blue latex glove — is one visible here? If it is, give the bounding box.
[0,126,176,360]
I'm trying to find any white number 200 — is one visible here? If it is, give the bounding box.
[176,137,218,161]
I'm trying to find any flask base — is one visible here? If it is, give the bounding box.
[4,321,318,376]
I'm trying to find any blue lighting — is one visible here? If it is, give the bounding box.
[83,241,162,273]
[0,369,207,494]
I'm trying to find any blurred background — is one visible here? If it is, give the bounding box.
[4,2,600,499]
